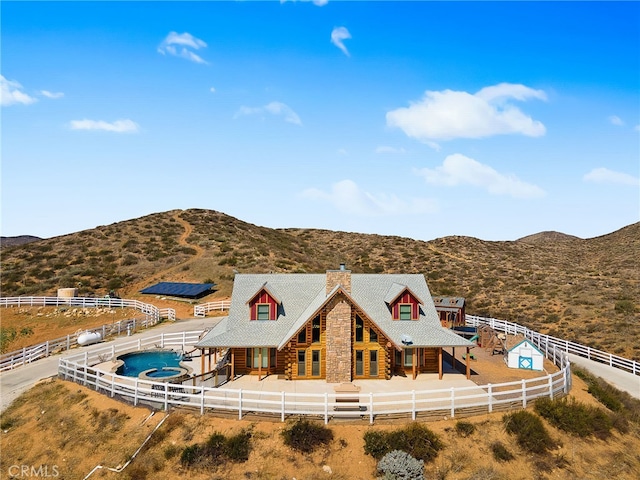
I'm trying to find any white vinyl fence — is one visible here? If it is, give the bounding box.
[58,318,577,424]
[194,300,231,317]
[0,297,176,371]
[466,315,639,376]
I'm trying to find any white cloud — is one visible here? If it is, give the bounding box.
[608,115,624,126]
[40,90,64,99]
[387,83,547,141]
[415,153,546,198]
[209,87,216,93]
[331,26,351,57]
[337,148,348,155]
[234,101,302,125]
[302,179,437,216]
[584,167,639,186]
[1,75,37,106]
[375,146,407,154]
[158,31,208,64]
[69,119,140,133]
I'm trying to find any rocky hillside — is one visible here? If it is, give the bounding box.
[1,209,638,359]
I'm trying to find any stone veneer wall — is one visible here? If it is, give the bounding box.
[326,270,351,294]
[325,294,352,383]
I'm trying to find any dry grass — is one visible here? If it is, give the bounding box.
[1,209,638,359]
[1,378,639,480]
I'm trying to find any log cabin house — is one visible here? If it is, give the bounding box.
[196,265,474,383]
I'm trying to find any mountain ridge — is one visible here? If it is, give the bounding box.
[1,208,638,359]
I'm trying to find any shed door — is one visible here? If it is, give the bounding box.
[518,348,533,369]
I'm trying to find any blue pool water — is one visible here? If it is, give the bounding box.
[117,350,183,377]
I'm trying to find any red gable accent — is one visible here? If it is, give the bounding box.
[248,289,279,320]
[391,291,420,320]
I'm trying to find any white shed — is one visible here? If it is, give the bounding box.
[505,339,544,371]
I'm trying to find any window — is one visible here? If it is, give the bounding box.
[256,304,270,320]
[312,315,321,343]
[355,316,364,342]
[399,304,412,320]
[311,350,321,376]
[297,350,306,376]
[369,327,378,343]
[245,348,252,368]
[404,348,414,367]
[370,350,378,377]
[395,350,402,366]
[297,328,306,344]
[355,350,364,376]
[252,347,269,368]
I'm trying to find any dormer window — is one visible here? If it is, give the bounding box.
[248,283,280,321]
[399,304,412,320]
[256,304,270,320]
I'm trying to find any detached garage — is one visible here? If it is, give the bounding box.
[506,339,544,371]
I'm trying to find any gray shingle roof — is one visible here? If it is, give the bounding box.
[196,273,472,349]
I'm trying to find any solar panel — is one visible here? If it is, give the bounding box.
[139,282,216,298]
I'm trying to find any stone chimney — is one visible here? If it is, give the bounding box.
[325,264,352,383]
[326,263,351,294]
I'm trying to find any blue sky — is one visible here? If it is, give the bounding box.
[2,1,639,242]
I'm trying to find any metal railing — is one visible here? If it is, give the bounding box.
[194,300,231,317]
[0,297,176,371]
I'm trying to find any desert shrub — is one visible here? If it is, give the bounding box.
[490,441,514,462]
[224,430,252,462]
[377,450,424,480]
[364,423,443,463]
[534,397,612,439]
[503,410,552,454]
[180,430,253,468]
[180,444,203,466]
[454,420,476,437]
[363,430,390,460]
[281,419,333,453]
[163,445,181,460]
[614,299,635,315]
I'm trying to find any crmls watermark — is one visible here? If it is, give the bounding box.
[7,465,60,478]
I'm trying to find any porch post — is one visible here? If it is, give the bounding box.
[231,350,235,381]
[412,348,417,380]
[258,349,263,381]
[207,348,212,371]
[438,347,443,380]
[200,348,205,374]
[466,347,471,379]
[452,347,455,371]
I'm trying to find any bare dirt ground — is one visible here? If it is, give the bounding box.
[1,373,638,480]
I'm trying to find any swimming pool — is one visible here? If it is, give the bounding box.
[116,350,191,380]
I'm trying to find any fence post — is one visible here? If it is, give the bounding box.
[201,387,205,415]
[164,383,169,411]
[111,375,116,398]
[67,335,71,351]
[134,378,139,406]
[112,345,115,360]
[324,392,329,425]
[488,384,492,413]
[281,392,285,422]
[369,393,374,425]
[45,341,50,357]
[161,333,165,348]
[22,347,26,366]
[522,380,527,408]
[450,387,455,418]
[548,375,554,399]
[412,390,416,421]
